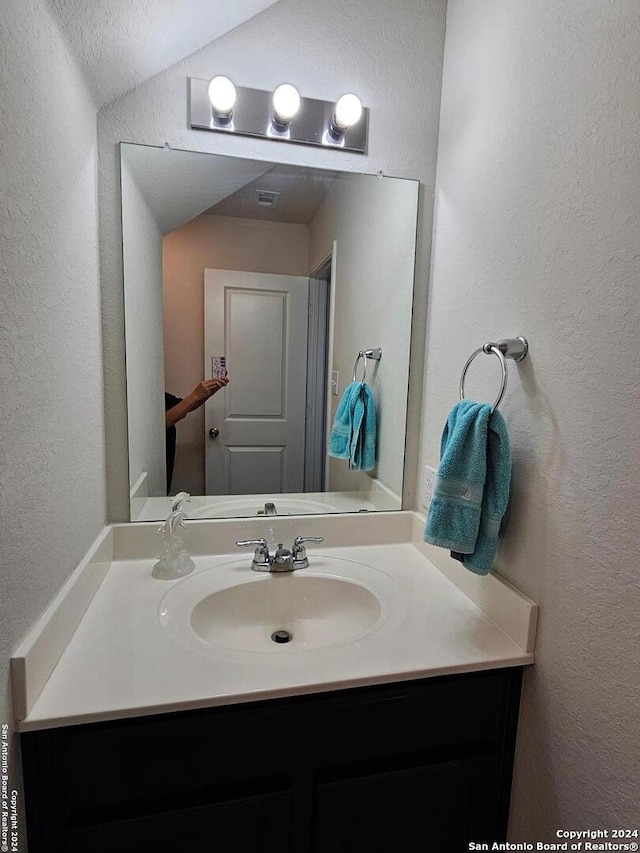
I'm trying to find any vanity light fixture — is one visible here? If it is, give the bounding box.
[272,84,301,131]
[329,93,364,140]
[207,75,236,124]
[189,77,368,154]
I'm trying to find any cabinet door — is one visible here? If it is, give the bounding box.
[315,756,500,853]
[62,792,291,853]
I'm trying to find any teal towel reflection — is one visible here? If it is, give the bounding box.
[328,381,377,472]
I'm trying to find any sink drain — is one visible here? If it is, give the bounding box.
[271,629,293,644]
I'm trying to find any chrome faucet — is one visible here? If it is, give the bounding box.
[264,502,277,516]
[236,536,324,572]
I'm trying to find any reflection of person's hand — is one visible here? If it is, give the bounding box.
[166,377,230,427]
[192,376,229,404]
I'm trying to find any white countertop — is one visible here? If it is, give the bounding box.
[13,513,537,731]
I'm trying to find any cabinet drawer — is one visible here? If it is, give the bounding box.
[32,710,294,819]
[302,671,508,767]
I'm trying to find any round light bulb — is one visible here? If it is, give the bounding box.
[272,84,301,122]
[334,93,363,129]
[208,76,236,116]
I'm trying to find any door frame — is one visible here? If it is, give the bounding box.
[304,244,336,492]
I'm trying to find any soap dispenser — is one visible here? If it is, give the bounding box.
[152,492,196,580]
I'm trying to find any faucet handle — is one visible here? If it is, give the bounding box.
[292,536,324,569]
[236,537,268,547]
[236,538,270,565]
[293,536,324,551]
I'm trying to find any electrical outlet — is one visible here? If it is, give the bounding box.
[422,465,437,512]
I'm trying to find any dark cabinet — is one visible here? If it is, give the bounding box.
[22,668,523,853]
[63,794,292,853]
[316,756,501,852]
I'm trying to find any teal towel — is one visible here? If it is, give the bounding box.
[424,400,511,575]
[328,382,376,471]
[464,409,511,574]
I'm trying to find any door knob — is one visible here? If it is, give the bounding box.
[209,427,220,439]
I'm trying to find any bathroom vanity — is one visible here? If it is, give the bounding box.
[13,512,537,851]
[22,668,522,852]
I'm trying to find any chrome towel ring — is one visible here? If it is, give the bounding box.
[352,347,382,383]
[459,337,528,412]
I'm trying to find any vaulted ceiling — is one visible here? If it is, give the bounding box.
[47,0,282,108]
[122,145,338,234]
[122,144,274,235]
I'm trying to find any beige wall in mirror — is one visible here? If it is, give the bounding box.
[121,144,419,521]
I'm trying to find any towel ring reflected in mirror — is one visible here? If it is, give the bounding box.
[459,336,529,412]
[352,348,383,384]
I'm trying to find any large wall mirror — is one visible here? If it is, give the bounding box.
[121,143,419,521]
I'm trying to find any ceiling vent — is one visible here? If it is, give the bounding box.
[255,189,281,208]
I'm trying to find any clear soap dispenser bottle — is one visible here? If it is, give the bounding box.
[152,492,196,580]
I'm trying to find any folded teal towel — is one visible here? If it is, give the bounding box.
[424,400,511,575]
[464,410,511,574]
[328,382,376,471]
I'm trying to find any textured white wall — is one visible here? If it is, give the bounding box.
[309,175,419,495]
[48,0,282,107]
[121,160,166,496]
[0,0,106,828]
[98,0,447,521]
[162,214,310,495]
[421,0,640,835]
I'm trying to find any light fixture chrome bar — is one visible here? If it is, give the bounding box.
[188,78,368,154]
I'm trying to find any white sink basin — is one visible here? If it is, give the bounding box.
[190,574,382,652]
[158,555,404,658]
